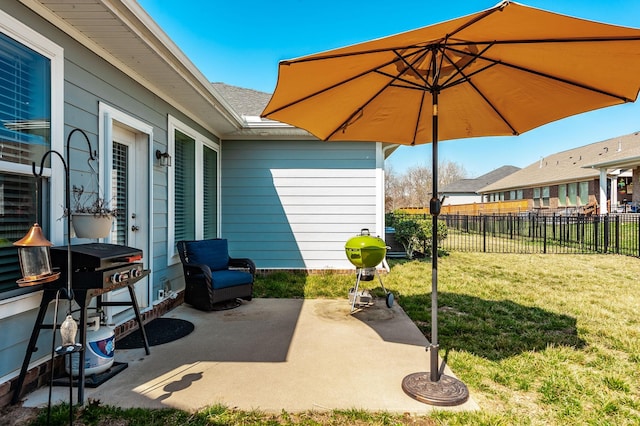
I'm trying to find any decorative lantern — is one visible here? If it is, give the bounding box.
[13,223,60,287]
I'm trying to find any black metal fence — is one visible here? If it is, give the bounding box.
[388,213,640,256]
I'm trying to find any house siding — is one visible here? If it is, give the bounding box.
[221,140,380,270]
[0,2,211,384]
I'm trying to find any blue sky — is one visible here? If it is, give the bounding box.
[138,0,640,178]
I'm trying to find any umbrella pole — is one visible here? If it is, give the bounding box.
[430,113,440,383]
[401,89,470,406]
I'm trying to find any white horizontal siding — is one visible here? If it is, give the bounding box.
[221,140,381,269]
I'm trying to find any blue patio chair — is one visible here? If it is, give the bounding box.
[177,239,255,311]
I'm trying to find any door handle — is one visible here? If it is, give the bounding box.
[131,225,140,232]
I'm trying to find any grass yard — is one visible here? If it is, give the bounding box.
[385,253,640,425]
[10,252,640,425]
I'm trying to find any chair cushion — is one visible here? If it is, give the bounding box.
[210,270,253,289]
[185,239,229,271]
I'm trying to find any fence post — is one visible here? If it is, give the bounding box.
[594,215,600,253]
[637,215,640,257]
[615,215,620,254]
[603,215,609,254]
[543,215,547,254]
[509,213,514,240]
[483,215,487,253]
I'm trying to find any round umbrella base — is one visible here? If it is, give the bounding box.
[402,372,469,406]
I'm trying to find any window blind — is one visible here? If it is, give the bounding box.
[0,32,50,167]
[174,130,195,243]
[0,32,51,296]
[112,142,128,245]
[203,145,217,240]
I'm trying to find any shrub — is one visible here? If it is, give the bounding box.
[393,216,448,258]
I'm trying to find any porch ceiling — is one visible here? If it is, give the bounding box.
[20,0,243,138]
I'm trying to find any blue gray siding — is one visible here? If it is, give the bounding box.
[0,2,212,380]
[222,140,381,269]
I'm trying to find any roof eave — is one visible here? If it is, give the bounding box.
[583,155,640,170]
[20,0,244,137]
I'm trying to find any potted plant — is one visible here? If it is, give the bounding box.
[70,185,118,239]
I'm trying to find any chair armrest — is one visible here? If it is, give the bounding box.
[183,262,212,277]
[229,257,256,276]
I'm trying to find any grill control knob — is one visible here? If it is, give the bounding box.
[111,272,122,284]
[130,268,141,278]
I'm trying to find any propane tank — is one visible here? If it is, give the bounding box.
[66,315,115,376]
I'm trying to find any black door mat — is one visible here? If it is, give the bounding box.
[53,361,128,388]
[116,318,195,349]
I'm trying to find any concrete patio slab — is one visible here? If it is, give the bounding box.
[21,298,478,414]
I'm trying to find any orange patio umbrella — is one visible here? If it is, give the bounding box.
[262,0,640,406]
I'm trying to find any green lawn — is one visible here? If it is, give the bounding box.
[19,252,640,425]
[384,253,640,425]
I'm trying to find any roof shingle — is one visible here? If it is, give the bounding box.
[481,132,640,192]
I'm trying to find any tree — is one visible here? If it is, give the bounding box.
[384,160,467,212]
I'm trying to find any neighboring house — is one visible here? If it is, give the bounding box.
[479,132,640,214]
[0,0,391,405]
[441,165,520,205]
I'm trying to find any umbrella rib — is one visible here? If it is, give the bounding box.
[411,91,428,145]
[325,48,434,139]
[444,0,509,40]
[470,36,640,46]
[277,2,509,67]
[483,54,634,102]
[390,48,434,88]
[263,55,410,117]
[436,44,520,135]
[437,42,494,88]
[440,41,637,102]
[467,79,519,136]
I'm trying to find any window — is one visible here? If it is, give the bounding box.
[542,186,550,207]
[0,13,63,298]
[111,141,128,244]
[558,184,567,207]
[530,187,550,207]
[516,189,523,200]
[168,116,219,262]
[174,130,196,243]
[579,181,589,205]
[533,187,540,208]
[568,183,578,206]
[202,145,218,240]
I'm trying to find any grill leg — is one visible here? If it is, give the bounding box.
[351,269,363,313]
[11,289,58,404]
[127,284,151,355]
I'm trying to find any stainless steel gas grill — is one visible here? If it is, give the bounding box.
[12,243,150,405]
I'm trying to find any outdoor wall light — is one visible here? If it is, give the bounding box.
[155,149,171,166]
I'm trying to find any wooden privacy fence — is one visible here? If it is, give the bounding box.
[388,212,640,256]
[399,200,529,216]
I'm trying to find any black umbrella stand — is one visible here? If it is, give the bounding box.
[401,90,470,406]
